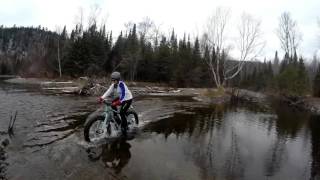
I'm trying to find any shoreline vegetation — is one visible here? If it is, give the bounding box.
[3,77,320,115]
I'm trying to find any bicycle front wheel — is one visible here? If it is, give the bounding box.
[84,115,111,142]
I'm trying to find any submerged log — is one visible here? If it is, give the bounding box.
[8,111,17,136]
[280,95,305,108]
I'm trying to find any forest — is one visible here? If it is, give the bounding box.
[0,10,319,98]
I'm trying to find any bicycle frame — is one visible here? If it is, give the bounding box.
[100,104,122,136]
[102,103,135,122]
[100,102,136,137]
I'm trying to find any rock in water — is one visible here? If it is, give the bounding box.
[1,139,9,147]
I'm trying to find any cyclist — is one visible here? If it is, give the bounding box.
[99,71,133,135]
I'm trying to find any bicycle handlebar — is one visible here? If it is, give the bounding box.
[102,100,112,105]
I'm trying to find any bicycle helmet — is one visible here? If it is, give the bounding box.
[111,71,121,80]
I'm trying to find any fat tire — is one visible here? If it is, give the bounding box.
[84,115,105,142]
[126,110,139,125]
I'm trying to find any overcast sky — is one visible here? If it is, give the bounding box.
[0,0,319,60]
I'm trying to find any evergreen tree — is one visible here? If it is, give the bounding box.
[268,61,273,77]
[61,26,68,40]
[170,29,178,54]
[121,24,140,80]
[155,36,171,82]
[251,67,258,85]
[137,41,154,81]
[293,50,298,66]
[313,64,320,97]
[309,54,319,81]
[297,56,310,93]
[273,51,280,74]
[103,31,113,72]
[192,37,201,61]
[63,23,107,76]
[279,52,289,73]
[276,56,310,97]
[109,31,124,70]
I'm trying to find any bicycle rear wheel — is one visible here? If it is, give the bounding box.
[126,110,139,129]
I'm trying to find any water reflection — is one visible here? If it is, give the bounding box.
[264,137,287,177]
[263,102,310,177]
[310,115,320,180]
[272,101,310,138]
[140,102,312,179]
[143,104,226,139]
[87,139,132,174]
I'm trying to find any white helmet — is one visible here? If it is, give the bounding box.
[111,71,121,80]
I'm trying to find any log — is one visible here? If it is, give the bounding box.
[8,111,17,135]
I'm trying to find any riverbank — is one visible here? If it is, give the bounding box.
[237,89,320,116]
[0,77,299,106]
[302,97,320,115]
[5,77,320,115]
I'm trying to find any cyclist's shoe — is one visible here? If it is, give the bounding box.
[114,116,121,124]
[121,126,128,136]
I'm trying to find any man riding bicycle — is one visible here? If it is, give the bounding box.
[99,71,133,135]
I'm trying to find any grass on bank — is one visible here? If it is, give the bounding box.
[202,87,226,98]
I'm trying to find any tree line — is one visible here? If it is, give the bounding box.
[232,50,316,98]
[0,22,213,87]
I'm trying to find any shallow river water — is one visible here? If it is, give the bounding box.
[0,78,319,180]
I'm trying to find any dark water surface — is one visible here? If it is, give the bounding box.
[0,78,319,180]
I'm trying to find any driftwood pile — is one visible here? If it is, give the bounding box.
[130,86,181,96]
[41,81,80,94]
[39,77,183,96]
[40,77,107,96]
[230,88,267,104]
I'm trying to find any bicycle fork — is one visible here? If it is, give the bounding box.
[101,112,110,137]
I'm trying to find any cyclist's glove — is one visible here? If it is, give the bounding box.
[98,97,104,104]
[112,99,121,106]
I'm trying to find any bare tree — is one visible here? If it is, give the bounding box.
[225,13,265,81]
[202,8,264,88]
[88,4,102,27]
[55,26,62,77]
[125,20,161,47]
[277,12,302,58]
[201,7,230,88]
[150,23,163,47]
[124,21,134,35]
[74,7,84,34]
[137,17,155,42]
